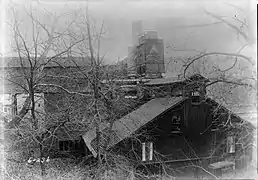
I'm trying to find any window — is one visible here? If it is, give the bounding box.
[172,115,180,124]
[124,89,138,99]
[106,90,118,100]
[138,65,146,75]
[3,106,11,114]
[149,142,153,161]
[59,140,81,152]
[142,142,146,161]
[172,115,181,131]
[59,141,67,151]
[74,140,81,149]
[191,91,200,96]
[192,96,200,104]
[142,142,153,161]
[191,91,201,104]
[226,136,235,154]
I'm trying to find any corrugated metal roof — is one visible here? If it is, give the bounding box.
[82,123,111,158]
[82,96,185,157]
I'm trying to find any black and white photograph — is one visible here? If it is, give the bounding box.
[0,0,257,179]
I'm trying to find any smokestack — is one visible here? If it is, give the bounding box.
[132,20,142,45]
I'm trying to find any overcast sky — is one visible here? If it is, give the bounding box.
[2,0,256,65]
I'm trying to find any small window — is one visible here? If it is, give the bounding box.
[3,106,11,113]
[124,89,138,99]
[172,115,180,123]
[226,136,235,154]
[59,141,64,151]
[149,142,153,161]
[142,142,146,161]
[106,91,117,100]
[59,140,81,152]
[192,96,200,104]
[142,142,153,162]
[75,140,81,149]
[191,91,201,104]
[192,91,200,96]
[172,115,181,132]
[140,65,146,75]
[63,141,69,151]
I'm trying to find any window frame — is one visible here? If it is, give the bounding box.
[191,90,201,104]
[142,141,154,162]
[3,106,11,114]
[3,106,8,113]
[59,139,82,152]
[226,135,236,154]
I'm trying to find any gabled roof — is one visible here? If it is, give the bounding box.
[82,96,185,157]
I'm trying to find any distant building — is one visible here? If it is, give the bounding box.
[132,20,143,46]
[136,30,165,78]
[83,74,255,177]
[1,56,92,156]
[128,21,166,79]
[127,46,136,76]
[127,21,143,77]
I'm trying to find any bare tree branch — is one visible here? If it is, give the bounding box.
[37,83,92,96]
[203,9,249,42]
[183,52,254,79]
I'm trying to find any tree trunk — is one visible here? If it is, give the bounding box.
[30,79,45,179]
[87,16,102,166]
[39,142,46,179]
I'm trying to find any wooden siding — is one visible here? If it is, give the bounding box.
[113,100,214,162]
[111,97,253,168]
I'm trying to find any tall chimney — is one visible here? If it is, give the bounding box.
[132,20,142,46]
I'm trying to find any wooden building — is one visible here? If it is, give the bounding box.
[83,74,255,177]
[2,56,93,158]
[2,56,255,177]
[2,56,142,158]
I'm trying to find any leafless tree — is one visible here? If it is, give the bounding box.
[165,4,256,172]
[3,4,84,178]
[3,3,145,178]
[167,3,256,105]
[69,6,143,162]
